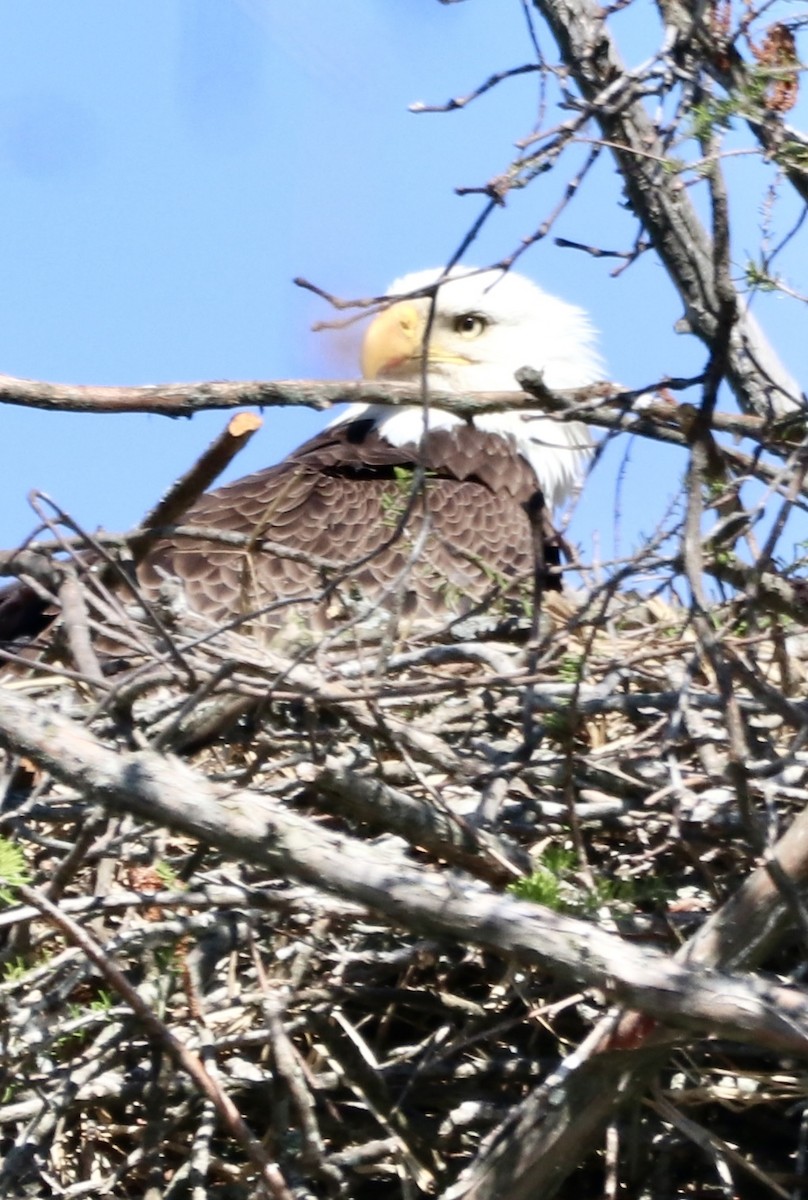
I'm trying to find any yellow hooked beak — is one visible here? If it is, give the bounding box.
[361,300,469,379]
[361,302,424,379]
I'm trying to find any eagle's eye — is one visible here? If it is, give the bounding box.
[452,312,488,339]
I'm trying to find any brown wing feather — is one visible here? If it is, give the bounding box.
[0,418,558,645]
[138,418,557,634]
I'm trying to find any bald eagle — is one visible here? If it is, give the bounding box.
[0,268,603,647]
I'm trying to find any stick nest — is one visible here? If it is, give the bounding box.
[1,557,807,1200]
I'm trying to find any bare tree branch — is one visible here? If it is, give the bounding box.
[2,687,808,1057]
[532,0,804,415]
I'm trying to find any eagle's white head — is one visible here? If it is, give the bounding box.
[363,266,603,392]
[335,266,604,508]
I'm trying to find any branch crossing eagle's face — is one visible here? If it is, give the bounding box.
[335,266,605,508]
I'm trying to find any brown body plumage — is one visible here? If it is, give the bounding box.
[139,416,556,637]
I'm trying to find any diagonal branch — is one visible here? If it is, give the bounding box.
[532,0,803,415]
[2,687,808,1057]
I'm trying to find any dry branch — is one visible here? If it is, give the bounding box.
[129,411,263,566]
[450,771,808,1200]
[0,373,610,417]
[16,882,294,1200]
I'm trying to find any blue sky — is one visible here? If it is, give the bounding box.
[0,1,805,577]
